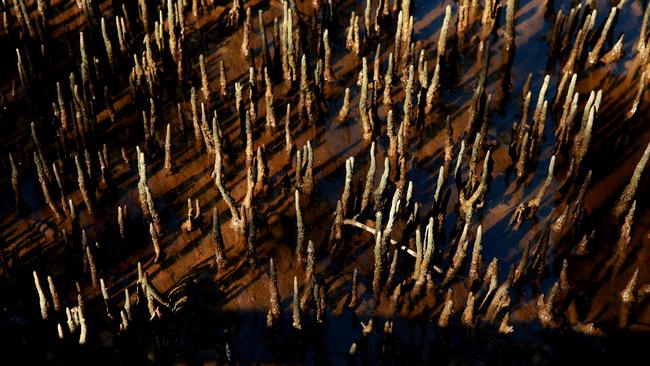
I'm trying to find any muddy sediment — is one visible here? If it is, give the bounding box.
[0,0,649,364]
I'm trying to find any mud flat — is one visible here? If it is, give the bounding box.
[0,0,649,364]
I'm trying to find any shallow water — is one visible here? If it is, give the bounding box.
[0,0,649,363]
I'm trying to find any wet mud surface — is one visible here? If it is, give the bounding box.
[0,0,649,364]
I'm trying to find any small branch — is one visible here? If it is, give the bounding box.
[342,218,442,273]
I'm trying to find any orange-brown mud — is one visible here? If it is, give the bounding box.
[0,0,649,364]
